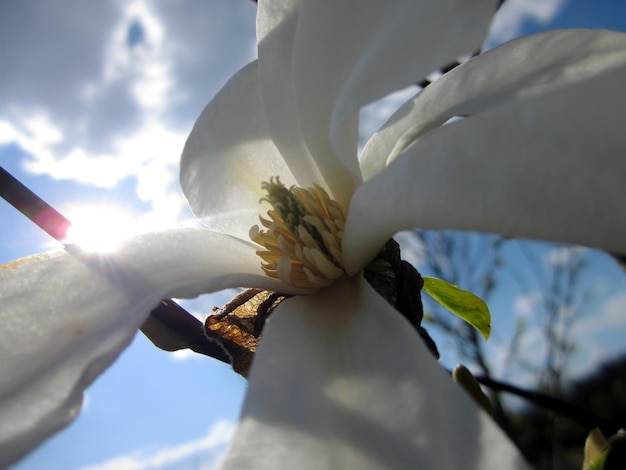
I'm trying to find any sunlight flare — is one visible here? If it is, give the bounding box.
[63,204,137,253]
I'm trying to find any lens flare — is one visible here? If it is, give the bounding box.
[63,204,136,253]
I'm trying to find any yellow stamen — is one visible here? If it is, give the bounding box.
[251,177,346,288]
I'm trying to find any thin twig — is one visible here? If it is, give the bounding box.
[0,166,71,240]
[475,374,611,431]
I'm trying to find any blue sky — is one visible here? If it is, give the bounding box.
[1,0,626,468]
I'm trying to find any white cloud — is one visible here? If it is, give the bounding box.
[512,292,539,319]
[0,0,257,223]
[572,289,626,339]
[21,114,64,146]
[561,288,626,377]
[79,419,236,470]
[9,114,189,224]
[488,279,626,384]
[94,0,171,113]
[3,0,186,221]
[545,245,588,268]
[487,0,567,46]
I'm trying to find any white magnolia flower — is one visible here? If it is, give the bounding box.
[2,0,626,467]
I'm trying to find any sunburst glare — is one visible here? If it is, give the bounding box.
[63,204,137,253]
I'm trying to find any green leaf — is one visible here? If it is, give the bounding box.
[422,277,491,340]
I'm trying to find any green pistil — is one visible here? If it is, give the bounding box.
[261,177,328,256]
[261,177,307,232]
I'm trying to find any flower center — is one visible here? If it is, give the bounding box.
[250,177,346,288]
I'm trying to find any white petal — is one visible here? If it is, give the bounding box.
[360,29,626,180]
[180,61,296,239]
[256,0,355,206]
[0,228,300,467]
[224,276,528,469]
[344,63,626,274]
[257,0,498,206]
